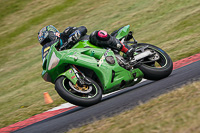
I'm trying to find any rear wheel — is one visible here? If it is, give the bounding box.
[135,43,173,80]
[55,76,102,107]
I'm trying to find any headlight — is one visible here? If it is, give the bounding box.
[48,52,60,70]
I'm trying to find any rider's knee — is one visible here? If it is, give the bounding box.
[89,30,111,47]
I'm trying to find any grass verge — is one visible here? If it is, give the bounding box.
[69,80,200,133]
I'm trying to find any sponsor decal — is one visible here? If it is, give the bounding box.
[98,56,105,67]
[43,52,48,58]
[98,49,110,67]
[44,46,50,52]
[71,76,76,79]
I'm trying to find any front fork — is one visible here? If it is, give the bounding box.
[59,65,91,86]
[70,65,91,86]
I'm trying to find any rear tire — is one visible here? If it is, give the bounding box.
[55,76,102,107]
[135,43,173,80]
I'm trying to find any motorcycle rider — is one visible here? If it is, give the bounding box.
[38,25,134,60]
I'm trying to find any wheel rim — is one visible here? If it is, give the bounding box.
[62,78,99,99]
[136,46,168,68]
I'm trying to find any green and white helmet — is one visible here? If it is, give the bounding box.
[38,25,60,46]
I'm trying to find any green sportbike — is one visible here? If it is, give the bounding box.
[42,25,173,107]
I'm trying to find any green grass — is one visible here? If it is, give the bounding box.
[0,0,200,128]
[69,80,200,133]
[0,0,31,22]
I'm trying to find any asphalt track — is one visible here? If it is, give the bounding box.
[11,55,200,133]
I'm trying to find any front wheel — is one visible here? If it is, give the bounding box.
[55,76,102,107]
[135,43,173,80]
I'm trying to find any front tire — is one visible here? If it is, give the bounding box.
[55,76,102,107]
[135,43,173,80]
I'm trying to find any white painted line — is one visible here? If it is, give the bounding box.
[47,103,76,112]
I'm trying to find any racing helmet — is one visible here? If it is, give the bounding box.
[38,25,60,46]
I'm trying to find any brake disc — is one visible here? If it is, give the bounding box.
[69,82,93,94]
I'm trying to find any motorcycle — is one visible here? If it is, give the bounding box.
[41,25,173,107]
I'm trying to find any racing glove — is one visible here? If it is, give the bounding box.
[68,30,81,43]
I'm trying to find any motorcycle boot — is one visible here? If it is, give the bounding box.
[114,39,135,58]
[89,30,135,57]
